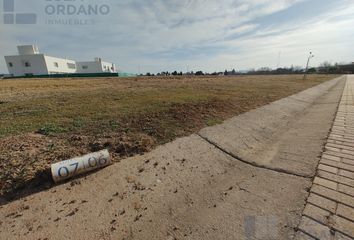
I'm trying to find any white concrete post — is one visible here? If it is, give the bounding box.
[51,149,111,183]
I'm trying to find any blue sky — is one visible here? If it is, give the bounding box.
[0,0,354,74]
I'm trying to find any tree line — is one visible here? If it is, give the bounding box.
[140,62,354,77]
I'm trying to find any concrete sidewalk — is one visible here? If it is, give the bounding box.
[296,75,354,240]
[0,76,349,240]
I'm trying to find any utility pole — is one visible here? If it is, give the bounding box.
[303,51,315,80]
[276,51,281,69]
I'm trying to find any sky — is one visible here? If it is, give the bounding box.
[0,0,354,74]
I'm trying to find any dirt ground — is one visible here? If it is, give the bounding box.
[0,74,337,198]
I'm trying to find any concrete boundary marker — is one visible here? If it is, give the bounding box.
[51,149,111,183]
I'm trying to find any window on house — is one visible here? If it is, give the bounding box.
[67,63,76,69]
[82,66,88,69]
[54,62,59,67]
[8,62,13,67]
[25,61,31,67]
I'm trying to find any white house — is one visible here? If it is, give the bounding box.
[4,45,117,77]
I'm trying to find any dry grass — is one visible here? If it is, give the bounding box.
[0,74,338,197]
[0,75,337,136]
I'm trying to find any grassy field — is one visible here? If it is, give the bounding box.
[0,74,338,197]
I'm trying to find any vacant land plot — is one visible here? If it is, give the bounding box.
[0,75,337,198]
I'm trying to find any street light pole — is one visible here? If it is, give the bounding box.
[303,51,315,80]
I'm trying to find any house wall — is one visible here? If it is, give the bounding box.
[101,61,116,73]
[4,54,48,77]
[4,55,77,76]
[4,45,117,77]
[44,56,77,74]
[17,45,39,55]
[76,61,104,73]
[77,61,116,74]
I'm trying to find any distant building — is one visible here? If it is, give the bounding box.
[338,62,354,74]
[4,45,117,77]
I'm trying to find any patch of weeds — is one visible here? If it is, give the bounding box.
[109,120,120,130]
[36,123,67,136]
[47,143,55,151]
[121,125,131,134]
[72,118,85,128]
[206,118,223,126]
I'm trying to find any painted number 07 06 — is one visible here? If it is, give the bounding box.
[57,155,108,178]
